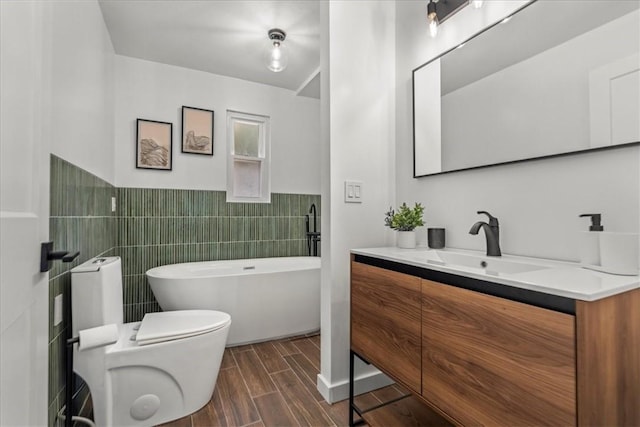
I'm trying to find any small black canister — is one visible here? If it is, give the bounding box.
[427,228,445,249]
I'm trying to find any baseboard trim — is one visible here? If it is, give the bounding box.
[316,370,394,404]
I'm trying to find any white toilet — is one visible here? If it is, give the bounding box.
[71,256,231,426]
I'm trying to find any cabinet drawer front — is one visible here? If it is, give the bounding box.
[422,280,576,426]
[351,261,422,393]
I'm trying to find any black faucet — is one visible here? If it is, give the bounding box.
[469,211,501,257]
[306,204,320,256]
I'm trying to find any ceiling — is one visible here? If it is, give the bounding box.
[98,0,320,98]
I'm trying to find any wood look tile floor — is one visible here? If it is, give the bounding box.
[159,334,450,427]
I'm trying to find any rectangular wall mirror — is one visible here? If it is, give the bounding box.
[413,0,640,177]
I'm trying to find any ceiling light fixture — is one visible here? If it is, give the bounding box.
[264,28,288,73]
[427,0,476,38]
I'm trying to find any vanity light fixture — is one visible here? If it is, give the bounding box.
[426,0,471,38]
[264,28,288,73]
[427,0,439,37]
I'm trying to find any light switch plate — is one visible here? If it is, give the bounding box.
[345,180,363,203]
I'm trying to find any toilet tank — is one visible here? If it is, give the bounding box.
[71,257,124,336]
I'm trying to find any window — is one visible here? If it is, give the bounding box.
[226,110,271,203]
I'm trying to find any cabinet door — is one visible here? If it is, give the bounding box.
[422,280,576,426]
[351,261,422,393]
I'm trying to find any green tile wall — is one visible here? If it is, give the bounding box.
[116,189,321,322]
[48,156,320,425]
[48,155,117,426]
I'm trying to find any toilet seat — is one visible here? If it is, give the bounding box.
[136,310,231,346]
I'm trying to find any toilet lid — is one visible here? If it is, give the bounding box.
[136,310,231,346]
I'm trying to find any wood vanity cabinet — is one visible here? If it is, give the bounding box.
[350,261,422,393]
[350,256,640,426]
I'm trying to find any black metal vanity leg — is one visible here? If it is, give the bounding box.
[349,350,355,427]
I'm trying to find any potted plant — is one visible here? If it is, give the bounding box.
[384,202,425,248]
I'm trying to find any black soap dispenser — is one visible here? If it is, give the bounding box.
[579,213,603,231]
[578,213,603,266]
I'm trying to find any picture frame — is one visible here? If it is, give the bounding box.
[136,118,173,170]
[181,106,214,155]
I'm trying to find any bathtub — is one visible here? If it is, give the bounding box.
[146,256,320,346]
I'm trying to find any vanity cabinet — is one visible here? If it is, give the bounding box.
[350,262,422,393]
[350,255,640,426]
[421,280,575,426]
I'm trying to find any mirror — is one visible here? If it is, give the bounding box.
[413,0,640,177]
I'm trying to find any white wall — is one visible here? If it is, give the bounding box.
[318,0,396,403]
[49,1,115,184]
[114,56,321,194]
[396,1,639,261]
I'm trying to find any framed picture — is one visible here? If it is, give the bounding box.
[181,106,214,155]
[136,119,173,170]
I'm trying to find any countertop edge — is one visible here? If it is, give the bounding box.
[351,247,640,302]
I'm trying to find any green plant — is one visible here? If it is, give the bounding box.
[384,202,425,231]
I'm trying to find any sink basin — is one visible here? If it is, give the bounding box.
[427,250,550,276]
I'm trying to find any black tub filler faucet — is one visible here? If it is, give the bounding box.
[305,204,320,256]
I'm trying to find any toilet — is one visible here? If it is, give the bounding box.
[71,256,231,426]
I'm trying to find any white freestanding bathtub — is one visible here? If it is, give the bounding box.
[146,256,320,346]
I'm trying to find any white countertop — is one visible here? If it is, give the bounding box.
[351,247,640,301]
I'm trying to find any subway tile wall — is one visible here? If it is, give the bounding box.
[48,155,117,426]
[48,155,320,425]
[117,188,321,322]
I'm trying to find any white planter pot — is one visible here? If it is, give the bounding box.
[397,231,416,249]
